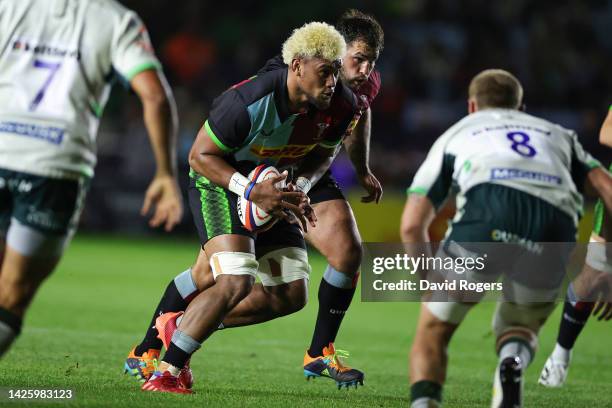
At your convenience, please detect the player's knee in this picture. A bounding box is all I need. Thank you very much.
[327,238,362,275]
[216,275,254,307]
[275,290,308,315]
[191,260,214,291]
[492,301,554,353]
[209,251,258,307]
[424,316,455,345]
[573,264,606,299]
[0,281,33,316]
[411,320,450,362]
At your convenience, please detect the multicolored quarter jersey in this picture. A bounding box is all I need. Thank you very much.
[409,108,601,225]
[0,0,161,179]
[355,69,381,112]
[204,58,360,170]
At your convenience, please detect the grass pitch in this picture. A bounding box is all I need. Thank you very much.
[1,235,611,407]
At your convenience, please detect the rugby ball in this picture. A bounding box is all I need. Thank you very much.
[237,165,285,232]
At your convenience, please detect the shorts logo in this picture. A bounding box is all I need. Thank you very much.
[26,206,68,231]
[491,229,543,255]
[250,144,316,159]
[490,167,561,185]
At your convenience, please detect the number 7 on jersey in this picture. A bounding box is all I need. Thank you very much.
[29,59,62,111]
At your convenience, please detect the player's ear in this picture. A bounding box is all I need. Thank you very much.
[291,58,301,76]
[468,98,477,114]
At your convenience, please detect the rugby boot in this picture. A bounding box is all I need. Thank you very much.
[303,342,364,389]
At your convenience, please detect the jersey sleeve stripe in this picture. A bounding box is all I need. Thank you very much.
[588,159,602,169]
[318,138,342,149]
[406,187,428,196]
[205,120,234,152]
[124,61,162,81]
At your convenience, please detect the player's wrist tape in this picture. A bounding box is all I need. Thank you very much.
[295,176,312,194]
[244,182,256,200]
[229,172,251,197]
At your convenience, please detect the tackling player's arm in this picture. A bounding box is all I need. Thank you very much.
[400,194,436,244]
[584,166,612,321]
[131,70,183,231]
[400,132,453,246]
[599,106,612,148]
[293,145,337,191]
[571,131,612,212]
[400,193,437,276]
[343,107,383,203]
[290,144,339,226]
[588,167,612,217]
[111,12,184,231]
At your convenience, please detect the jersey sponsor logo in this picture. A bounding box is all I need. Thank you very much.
[472,124,551,136]
[249,144,316,159]
[490,167,561,185]
[12,38,80,60]
[0,121,64,145]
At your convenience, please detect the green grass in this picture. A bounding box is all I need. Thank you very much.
[1,235,611,407]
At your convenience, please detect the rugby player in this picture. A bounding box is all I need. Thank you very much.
[0,0,182,358]
[127,11,383,390]
[400,69,612,407]
[538,107,612,387]
[139,22,352,394]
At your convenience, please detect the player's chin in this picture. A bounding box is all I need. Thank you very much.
[314,96,332,110]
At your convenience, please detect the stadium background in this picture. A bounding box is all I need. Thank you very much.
[87,0,612,241]
[3,1,612,407]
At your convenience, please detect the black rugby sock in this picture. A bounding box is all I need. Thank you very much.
[308,277,355,357]
[135,269,198,356]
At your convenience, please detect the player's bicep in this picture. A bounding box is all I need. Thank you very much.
[189,125,227,167]
[129,69,168,103]
[205,90,251,152]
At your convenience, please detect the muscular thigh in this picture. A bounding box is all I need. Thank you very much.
[305,199,361,262]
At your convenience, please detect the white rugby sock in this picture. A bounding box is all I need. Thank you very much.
[411,397,441,408]
[499,340,532,367]
[551,343,571,363]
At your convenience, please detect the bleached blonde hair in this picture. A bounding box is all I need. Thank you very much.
[282,22,346,65]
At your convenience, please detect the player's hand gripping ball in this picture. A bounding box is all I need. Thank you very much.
[237,165,286,232]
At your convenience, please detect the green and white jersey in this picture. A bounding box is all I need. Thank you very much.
[409,108,601,224]
[0,0,161,179]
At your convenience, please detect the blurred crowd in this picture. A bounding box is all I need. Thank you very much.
[84,0,612,232]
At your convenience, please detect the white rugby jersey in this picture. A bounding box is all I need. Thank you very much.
[0,0,161,179]
[409,108,601,223]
